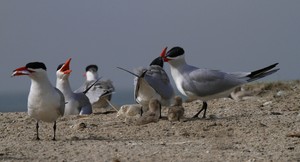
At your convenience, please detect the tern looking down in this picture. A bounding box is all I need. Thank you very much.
[118,47,175,111]
[161,46,279,118]
[12,62,65,140]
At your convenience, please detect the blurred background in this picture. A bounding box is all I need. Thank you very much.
[1,1,299,112]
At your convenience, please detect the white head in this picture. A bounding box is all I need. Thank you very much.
[85,65,99,81]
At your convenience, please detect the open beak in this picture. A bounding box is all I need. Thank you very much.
[60,58,72,74]
[160,47,169,62]
[11,66,32,77]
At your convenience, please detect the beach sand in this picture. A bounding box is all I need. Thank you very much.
[1,81,300,161]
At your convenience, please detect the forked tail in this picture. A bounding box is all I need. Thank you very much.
[246,63,279,82]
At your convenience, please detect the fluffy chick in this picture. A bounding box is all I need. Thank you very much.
[167,96,185,122]
[136,99,161,125]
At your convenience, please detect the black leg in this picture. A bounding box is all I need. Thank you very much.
[202,102,208,118]
[36,121,40,140]
[52,121,56,141]
[159,103,162,119]
[192,102,208,118]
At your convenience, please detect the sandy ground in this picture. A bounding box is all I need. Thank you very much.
[1,80,300,162]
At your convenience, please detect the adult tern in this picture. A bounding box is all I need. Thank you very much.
[56,58,93,115]
[12,62,65,140]
[75,65,115,109]
[161,46,279,118]
[117,47,175,110]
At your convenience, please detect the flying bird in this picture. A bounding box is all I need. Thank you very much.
[12,62,65,140]
[161,46,279,118]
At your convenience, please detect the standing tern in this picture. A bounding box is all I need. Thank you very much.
[117,47,175,111]
[161,46,279,118]
[56,58,93,115]
[12,62,65,140]
[75,65,115,109]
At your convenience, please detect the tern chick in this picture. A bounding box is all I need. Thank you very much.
[136,99,161,125]
[167,96,185,122]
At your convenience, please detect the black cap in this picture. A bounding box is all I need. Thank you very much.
[85,65,98,72]
[150,57,164,68]
[166,47,185,58]
[26,62,47,71]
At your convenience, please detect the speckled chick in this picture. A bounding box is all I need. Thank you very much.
[136,99,161,125]
[168,96,185,121]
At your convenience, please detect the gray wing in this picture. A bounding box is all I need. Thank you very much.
[54,88,65,116]
[228,72,251,79]
[183,68,246,97]
[144,65,174,99]
[74,81,91,93]
[85,79,115,104]
[74,93,93,114]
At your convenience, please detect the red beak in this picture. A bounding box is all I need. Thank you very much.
[160,47,169,62]
[60,58,72,74]
[11,66,32,77]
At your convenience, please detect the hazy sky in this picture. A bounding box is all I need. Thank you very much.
[1,0,299,94]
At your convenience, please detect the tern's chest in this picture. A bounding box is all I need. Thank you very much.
[28,90,60,109]
[170,68,187,96]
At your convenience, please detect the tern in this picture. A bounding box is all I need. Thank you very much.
[117,47,175,111]
[161,46,279,118]
[56,58,93,115]
[75,65,115,109]
[12,62,65,140]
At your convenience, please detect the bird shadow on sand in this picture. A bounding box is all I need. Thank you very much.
[181,114,241,122]
[93,110,117,115]
[66,135,108,141]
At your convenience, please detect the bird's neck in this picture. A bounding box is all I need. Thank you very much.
[169,58,187,76]
[56,78,73,97]
[30,76,54,95]
[168,57,187,68]
[86,73,98,81]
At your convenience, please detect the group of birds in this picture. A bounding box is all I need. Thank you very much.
[11,46,279,140]
[12,58,114,140]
